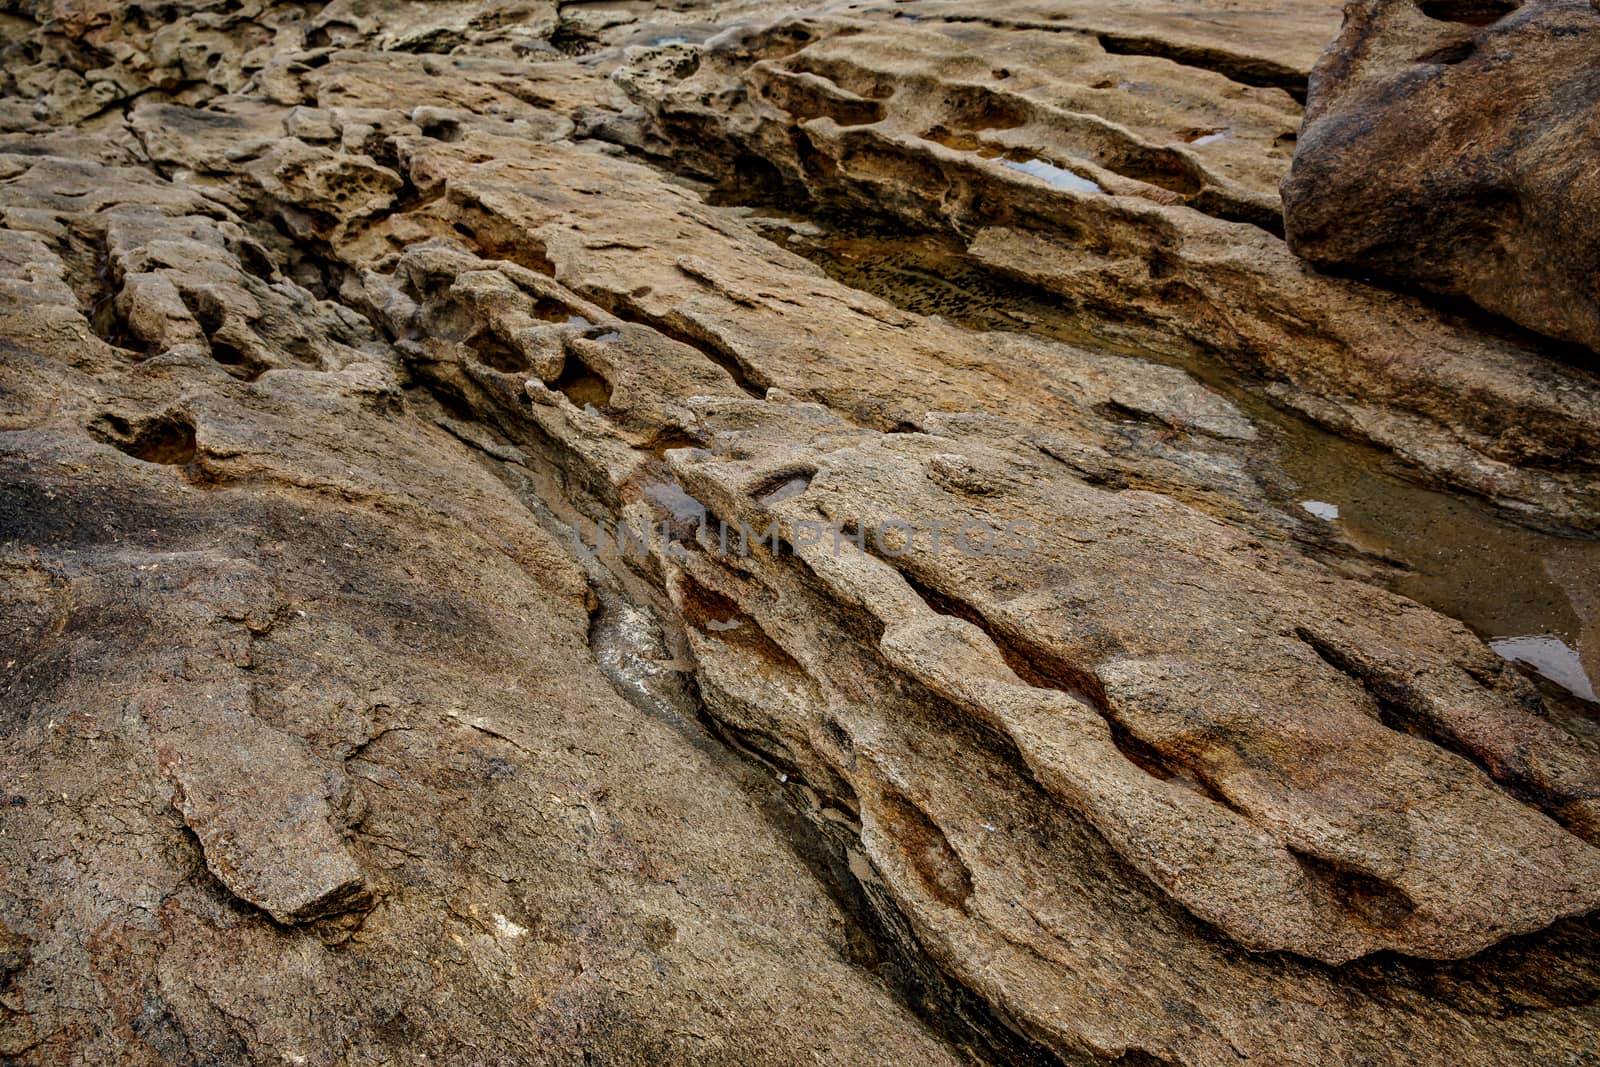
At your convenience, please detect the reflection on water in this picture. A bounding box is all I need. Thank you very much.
[1278,417,1597,709]
[760,475,812,506]
[643,480,708,524]
[921,128,1105,194]
[1000,157,1103,194]
[1300,500,1339,522]
[770,226,1599,706]
[1490,636,1597,703]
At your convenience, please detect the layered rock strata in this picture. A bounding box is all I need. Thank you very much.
[0,2,1597,1064]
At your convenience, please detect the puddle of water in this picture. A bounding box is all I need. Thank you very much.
[1000,157,1104,194]
[643,480,707,524]
[760,475,812,506]
[771,226,1600,707]
[1280,422,1598,699]
[921,128,1105,194]
[1490,636,1597,703]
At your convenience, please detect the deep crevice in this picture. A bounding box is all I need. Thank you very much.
[1095,33,1309,103]
[595,291,768,400]
[452,406,1074,1066]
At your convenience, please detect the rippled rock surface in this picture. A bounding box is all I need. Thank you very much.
[0,1,1597,1064]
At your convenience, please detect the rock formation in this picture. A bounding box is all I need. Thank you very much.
[607,0,1600,533]
[1283,0,1600,356]
[0,1,1597,1064]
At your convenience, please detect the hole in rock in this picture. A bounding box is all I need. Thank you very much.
[1097,33,1309,102]
[641,427,704,458]
[615,303,767,399]
[678,575,747,633]
[898,570,1110,708]
[934,86,1029,131]
[1417,0,1521,24]
[92,413,198,466]
[876,789,973,909]
[444,201,560,276]
[236,239,278,281]
[922,126,1004,156]
[1292,849,1417,929]
[466,330,529,374]
[548,21,599,56]
[713,154,791,206]
[783,54,896,101]
[674,574,808,670]
[753,469,814,506]
[1416,40,1476,64]
[760,73,884,126]
[419,116,465,142]
[1104,149,1203,195]
[208,338,267,381]
[554,354,612,411]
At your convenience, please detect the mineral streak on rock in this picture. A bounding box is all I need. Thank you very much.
[0,1,1597,1065]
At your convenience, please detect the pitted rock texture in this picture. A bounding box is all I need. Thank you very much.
[0,2,1598,1066]
[606,0,1600,533]
[1283,0,1600,355]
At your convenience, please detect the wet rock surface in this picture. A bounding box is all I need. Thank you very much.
[0,1,1597,1065]
[1283,0,1600,355]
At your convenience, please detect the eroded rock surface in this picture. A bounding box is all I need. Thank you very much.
[606,0,1600,533]
[1284,0,1600,355]
[0,1,1597,1065]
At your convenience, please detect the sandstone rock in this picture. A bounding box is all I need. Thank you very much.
[0,1,1597,1064]
[0,81,961,1062]
[1284,0,1600,354]
[612,3,1600,532]
[145,699,371,925]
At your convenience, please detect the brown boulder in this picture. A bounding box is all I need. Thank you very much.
[1283,0,1600,354]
